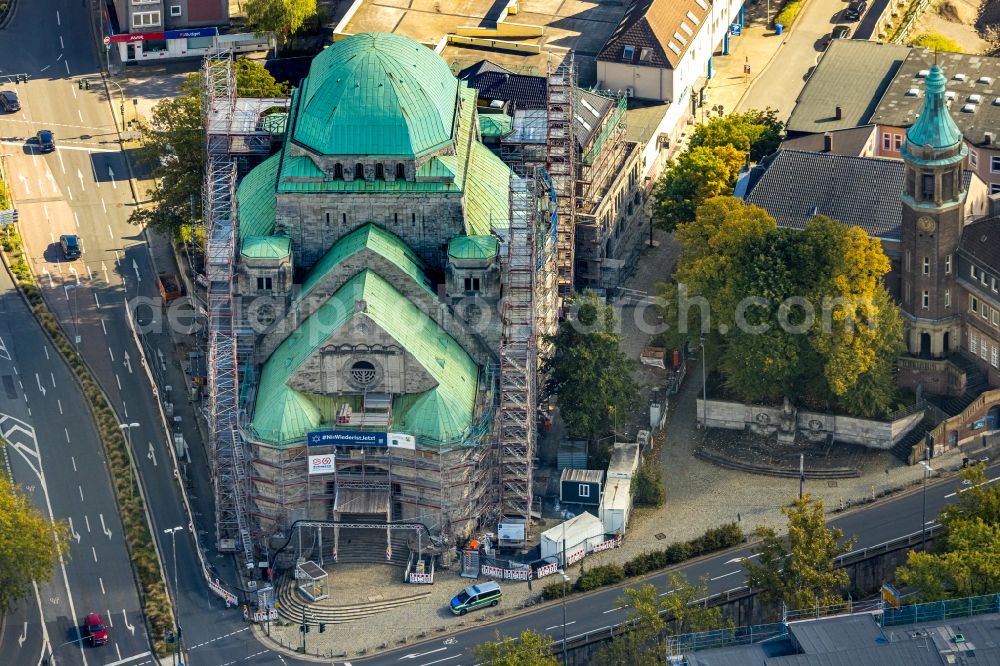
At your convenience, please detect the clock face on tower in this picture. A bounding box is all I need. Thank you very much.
[917,216,936,233]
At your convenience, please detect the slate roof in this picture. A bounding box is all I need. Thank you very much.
[788,615,885,654]
[597,0,712,70]
[785,40,909,135]
[959,214,1000,270]
[871,48,1000,147]
[250,269,480,447]
[778,125,876,156]
[744,149,909,241]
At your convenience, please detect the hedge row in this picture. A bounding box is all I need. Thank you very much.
[1,229,173,656]
[541,522,744,600]
[775,0,803,28]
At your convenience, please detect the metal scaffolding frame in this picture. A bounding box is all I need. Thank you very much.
[498,173,538,538]
[203,50,254,569]
[547,54,576,295]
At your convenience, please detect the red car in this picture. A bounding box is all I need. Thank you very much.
[84,612,108,645]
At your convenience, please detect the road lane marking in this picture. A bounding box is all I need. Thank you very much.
[101,319,107,335]
[70,455,76,470]
[66,184,73,201]
[102,651,152,666]
[603,606,625,613]
[56,9,60,24]
[84,515,90,533]
[60,35,64,49]
[43,345,49,360]
[400,648,447,660]
[35,373,46,396]
[107,610,113,627]
[116,643,122,662]
[101,197,107,213]
[67,517,81,543]
[50,372,55,387]
[70,79,76,97]
[945,476,1000,497]
[78,109,83,123]
[18,621,27,647]
[418,658,459,666]
[545,621,576,630]
[710,571,741,581]
[108,347,115,362]
[40,64,50,72]
[108,224,114,239]
[122,610,135,635]
[65,60,70,75]
[94,292,101,307]
[147,442,157,467]
[91,546,97,562]
[100,513,112,539]
[77,168,85,191]
[0,140,116,153]
[99,577,105,594]
[116,374,121,390]
[87,265,93,280]
[74,211,80,228]
[108,166,117,189]
[57,399,63,414]
[78,485,84,501]
[123,401,128,418]
[66,429,71,443]
[57,148,66,174]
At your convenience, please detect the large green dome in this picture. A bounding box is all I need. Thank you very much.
[291,32,459,158]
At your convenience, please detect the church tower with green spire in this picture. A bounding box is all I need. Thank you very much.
[900,63,968,359]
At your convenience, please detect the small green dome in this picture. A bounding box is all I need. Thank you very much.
[905,64,964,152]
[291,32,459,157]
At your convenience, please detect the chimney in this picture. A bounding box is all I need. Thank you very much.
[985,131,994,146]
[823,132,833,153]
[834,105,842,120]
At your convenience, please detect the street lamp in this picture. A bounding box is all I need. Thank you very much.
[920,453,934,549]
[699,335,707,428]
[118,422,140,498]
[106,79,127,133]
[557,569,571,666]
[164,525,184,666]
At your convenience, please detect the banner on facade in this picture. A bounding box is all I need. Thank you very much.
[307,430,414,449]
[110,31,164,43]
[307,454,335,475]
[388,433,416,450]
[164,27,218,39]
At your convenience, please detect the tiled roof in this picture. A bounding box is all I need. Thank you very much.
[291,32,458,157]
[744,149,908,240]
[785,40,909,135]
[778,125,876,156]
[250,269,480,447]
[872,48,1000,147]
[959,215,1000,271]
[597,0,711,70]
[299,223,434,300]
[236,152,280,238]
[744,149,976,241]
[240,235,291,260]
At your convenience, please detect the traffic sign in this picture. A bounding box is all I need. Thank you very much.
[103,36,111,45]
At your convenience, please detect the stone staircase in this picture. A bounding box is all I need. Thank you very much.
[274,572,430,624]
[931,354,989,417]
[332,528,411,567]
[890,415,936,463]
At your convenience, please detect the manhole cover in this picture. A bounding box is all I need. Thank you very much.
[828,480,838,487]
[654,533,666,541]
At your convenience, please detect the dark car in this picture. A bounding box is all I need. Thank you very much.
[36,129,55,153]
[831,25,852,39]
[60,234,81,260]
[84,612,108,645]
[0,90,20,112]
[845,0,867,20]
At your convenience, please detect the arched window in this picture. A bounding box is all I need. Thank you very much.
[375,163,384,180]
[333,163,343,179]
[355,163,364,180]
[395,163,405,180]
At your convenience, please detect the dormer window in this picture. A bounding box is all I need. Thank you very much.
[639,47,652,61]
[355,163,364,180]
[622,45,635,60]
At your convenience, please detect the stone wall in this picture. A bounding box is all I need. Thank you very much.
[274,191,467,272]
[897,356,966,397]
[918,388,1000,462]
[697,398,924,449]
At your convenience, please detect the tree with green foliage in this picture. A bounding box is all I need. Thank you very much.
[652,145,745,231]
[543,291,639,444]
[909,32,964,53]
[0,474,71,612]
[129,59,287,239]
[743,496,854,612]
[690,108,784,162]
[596,576,728,664]
[896,465,1000,600]
[473,629,559,666]
[244,0,317,43]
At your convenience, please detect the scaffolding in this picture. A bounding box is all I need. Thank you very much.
[203,50,254,569]
[498,173,539,542]
[547,54,576,294]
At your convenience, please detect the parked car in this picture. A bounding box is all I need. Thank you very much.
[0,90,20,112]
[84,612,108,645]
[450,581,501,615]
[36,129,55,153]
[831,25,852,39]
[845,0,867,20]
[60,234,81,260]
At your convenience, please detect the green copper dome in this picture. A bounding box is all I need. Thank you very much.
[291,32,459,158]
[905,64,964,151]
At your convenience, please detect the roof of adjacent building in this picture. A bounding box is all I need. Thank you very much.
[778,125,876,156]
[240,234,291,260]
[290,32,459,158]
[785,40,910,135]
[478,113,514,138]
[299,223,434,299]
[744,149,907,241]
[872,48,1000,147]
[274,85,511,236]
[250,269,480,447]
[456,59,614,147]
[597,0,712,70]
[959,214,1000,269]
[560,468,605,484]
[904,64,965,152]
[448,235,499,261]
[236,152,280,239]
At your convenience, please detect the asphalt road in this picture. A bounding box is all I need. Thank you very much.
[0,1,271,664]
[0,259,151,666]
[343,463,1000,666]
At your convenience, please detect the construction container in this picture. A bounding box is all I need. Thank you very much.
[599,477,632,535]
[540,513,606,564]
